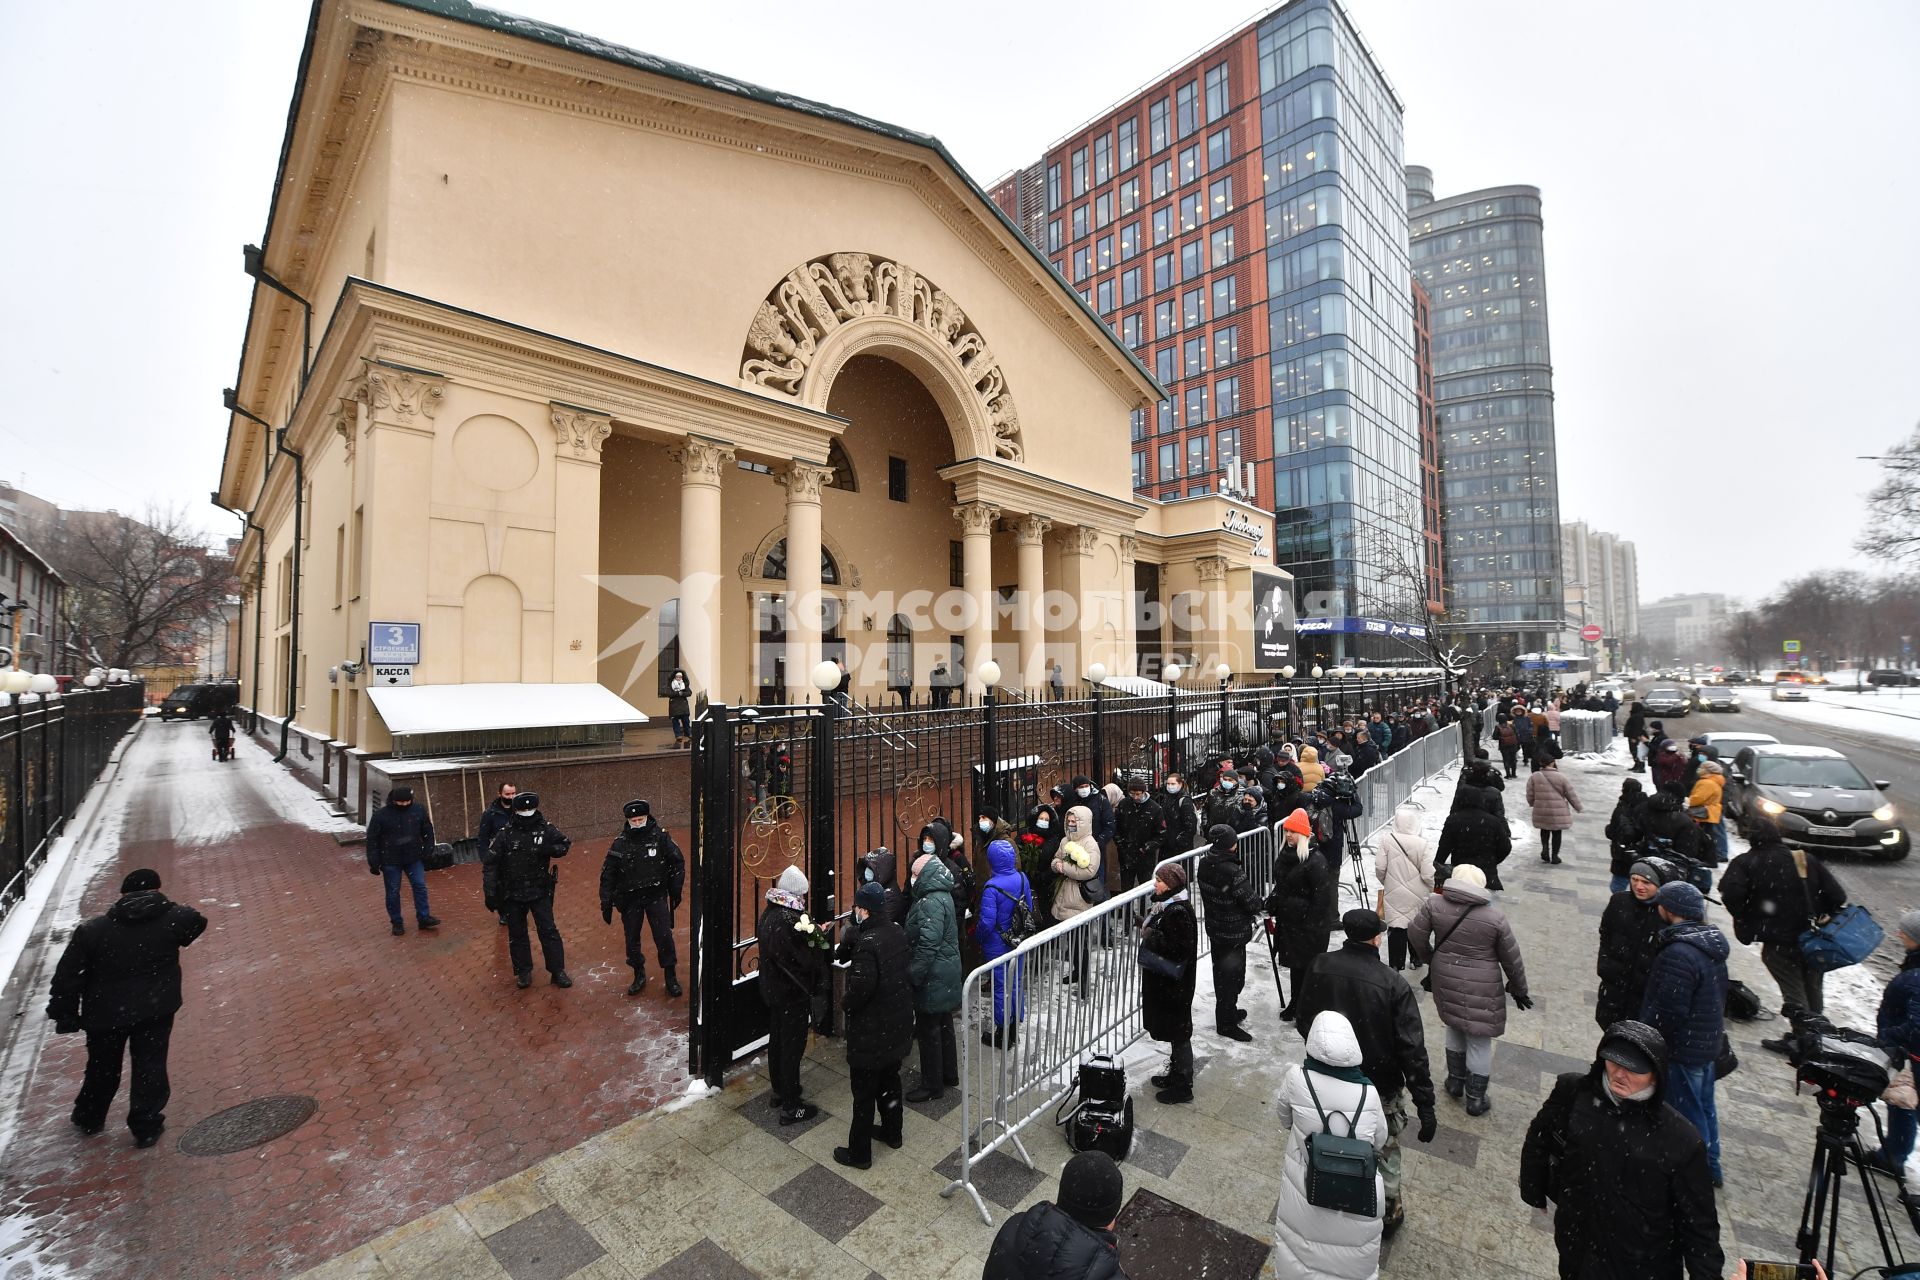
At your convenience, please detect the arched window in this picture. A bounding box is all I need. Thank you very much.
[826,439,856,492]
[886,614,912,692]
[760,539,840,585]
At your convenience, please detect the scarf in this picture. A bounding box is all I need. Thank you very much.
[1142,887,1188,933]
[1602,1073,1656,1106]
[766,887,805,912]
[1303,1056,1369,1085]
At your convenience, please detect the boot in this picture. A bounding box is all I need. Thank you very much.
[515,971,533,989]
[627,971,649,996]
[1444,1050,1467,1100]
[1217,1022,1253,1043]
[1155,1075,1194,1105]
[551,971,574,988]
[1550,850,1562,864]
[1464,1074,1492,1117]
[1150,1073,1174,1089]
[664,968,683,998]
[1382,1197,1404,1239]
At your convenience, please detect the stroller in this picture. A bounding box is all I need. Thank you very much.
[209,713,236,763]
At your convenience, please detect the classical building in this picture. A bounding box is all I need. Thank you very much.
[213,0,1277,757]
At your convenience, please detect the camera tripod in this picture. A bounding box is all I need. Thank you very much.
[1795,1096,1916,1276]
[1336,815,1369,911]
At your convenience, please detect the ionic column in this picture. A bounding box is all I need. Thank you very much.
[1014,515,1051,693]
[952,500,1000,697]
[782,462,835,702]
[1058,524,1101,684]
[1118,535,1140,677]
[669,438,735,698]
[1196,555,1230,670]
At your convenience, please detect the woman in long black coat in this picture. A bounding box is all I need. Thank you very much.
[1139,860,1198,1105]
[1594,865,1667,1030]
[1266,816,1333,1020]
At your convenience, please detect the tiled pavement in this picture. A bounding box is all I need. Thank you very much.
[0,721,692,1278]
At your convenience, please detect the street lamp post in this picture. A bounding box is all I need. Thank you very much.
[807,659,841,964]
[1088,662,1108,787]
[978,659,1002,819]
[1163,663,1183,780]
[1215,662,1232,759]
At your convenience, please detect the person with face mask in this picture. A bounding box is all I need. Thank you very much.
[903,851,962,1101]
[1202,765,1244,832]
[1267,809,1333,1021]
[1018,802,1063,919]
[834,881,914,1170]
[1155,773,1199,864]
[598,799,684,996]
[1070,775,1116,854]
[476,781,519,925]
[482,792,573,989]
[666,667,694,750]
[756,866,823,1123]
[848,847,907,929]
[1052,806,1102,996]
[1115,779,1165,890]
[975,804,1013,856]
[1140,861,1199,1103]
[975,838,1032,1048]
[366,786,439,936]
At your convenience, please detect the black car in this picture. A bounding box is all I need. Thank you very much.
[1869,669,1917,688]
[1726,744,1907,860]
[1723,671,1750,685]
[1641,685,1692,716]
[1696,687,1741,713]
[159,681,240,721]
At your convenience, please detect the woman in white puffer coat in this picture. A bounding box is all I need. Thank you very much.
[1373,805,1435,973]
[1274,1009,1388,1279]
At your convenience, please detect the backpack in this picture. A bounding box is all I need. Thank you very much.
[990,879,1038,950]
[1302,1071,1378,1217]
[1725,979,1764,1021]
[1497,722,1518,747]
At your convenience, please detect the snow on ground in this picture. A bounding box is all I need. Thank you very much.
[198,730,363,839]
[1731,686,1920,747]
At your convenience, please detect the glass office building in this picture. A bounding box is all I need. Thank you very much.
[992,0,1428,663]
[1407,168,1566,657]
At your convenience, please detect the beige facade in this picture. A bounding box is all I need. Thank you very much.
[215,0,1278,752]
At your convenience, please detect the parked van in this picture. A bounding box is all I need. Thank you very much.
[159,681,240,721]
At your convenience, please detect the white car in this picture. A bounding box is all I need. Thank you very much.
[1772,677,1810,702]
[1698,731,1778,762]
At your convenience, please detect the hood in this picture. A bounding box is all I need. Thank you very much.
[986,837,1018,876]
[1441,880,1491,907]
[1391,806,1423,837]
[1065,805,1094,841]
[1596,1019,1671,1099]
[911,854,956,899]
[1647,791,1682,815]
[1300,746,1319,763]
[1475,789,1503,816]
[109,890,174,924]
[860,847,898,890]
[1026,803,1060,830]
[1662,919,1730,961]
[1304,1009,1363,1067]
[917,819,954,857]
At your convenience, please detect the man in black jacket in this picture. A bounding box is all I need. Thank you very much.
[1720,813,1847,1040]
[1435,787,1512,891]
[756,865,823,1124]
[983,1151,1127,1280]
[1069,775,1116,853]
[599,799,684,997]
[476,781,517,925]
[834,881,915,1170]
[1113,778,1164,890]
[365,786,440,936]
[1196,825,1263,1042]
[46,869,208,1147]
[483,792,572,988]
[1290,909,1438,1235]
[1520,1021,1722,1279]
[1594,860,1668,1029]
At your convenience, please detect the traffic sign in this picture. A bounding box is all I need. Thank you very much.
[371,665,414,687]
[1580,624,1603,643]
[370,622,421,665]
[1783,640,1801,654]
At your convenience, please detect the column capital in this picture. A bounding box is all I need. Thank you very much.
[1013,514,1053,547]
[1118,534,1139,563]
[780,461,836,504]
[951,500,1000,537]
[1068,524,1100,557]
[670,438,736,487]
[1195,554,1229,583]
[550,403,613,462]
[356,362,445,428]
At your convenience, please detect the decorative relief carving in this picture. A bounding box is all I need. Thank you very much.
[741,253,1025,462]
[331,405,356,462]
[1013,514,1052,547]
[1070,525,1101,556]
[779,462,835,504]
[671,438,735,486]
[951,501,1000,538]
[1119,535,1139,563]
[550,405,612,459]
[360,365,444,423]
[1195,555,1229,583]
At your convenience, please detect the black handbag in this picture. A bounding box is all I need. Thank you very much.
[1302,1071,1377,1217]
[1715,1032,1738,1081]
[1055,1054,1134,1160]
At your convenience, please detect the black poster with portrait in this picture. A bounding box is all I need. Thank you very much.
[1251,570,1294,671]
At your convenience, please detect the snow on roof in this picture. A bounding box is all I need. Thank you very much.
[1097,674,1173,697]
[367,683,648,736]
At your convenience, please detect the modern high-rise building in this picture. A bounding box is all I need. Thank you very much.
[1639,593,1729,665]
[1407,166,1566,659]
[1560,520,1638,666]
[993,0,1429,662]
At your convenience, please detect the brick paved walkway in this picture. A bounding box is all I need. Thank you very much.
[0,720,690,1279]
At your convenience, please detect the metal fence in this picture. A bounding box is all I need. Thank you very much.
[0,683,148,925]
[940,729,1465,1222]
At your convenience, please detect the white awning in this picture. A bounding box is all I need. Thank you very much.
[367,683,648,736]
[1097,675,1173,697]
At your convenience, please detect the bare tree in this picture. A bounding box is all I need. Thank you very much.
[1719,607,1769,672]
[1342,498,1491,689]
[27,504,235,670]
[1860,421,1920,564]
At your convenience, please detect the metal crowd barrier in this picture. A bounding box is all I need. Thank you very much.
[1559,709,1614,755]
[939,732,1463,1222]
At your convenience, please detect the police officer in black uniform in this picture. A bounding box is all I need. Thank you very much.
[600,799,685,997]
[483,792,573,989]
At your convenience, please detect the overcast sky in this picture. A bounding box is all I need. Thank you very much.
[3,0,1914,604]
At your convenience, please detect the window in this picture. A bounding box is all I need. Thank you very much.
[1179,190,1205,230]
[1186,433,1210,476]
[1157,398,1175,432]
[1180,240,1203,279]
[1211,275,1237,315]
[1097,279,1114,313]
[1208,175,1234,217]
[1265,184,1340,244]
[888,455,908,502]
[1121,313,1144,348]
[333,524,345,607]
[1152,207,1173,246]
[1093,133,1111,185]
[1130,407,1147,442]
[1176,80,1199,138]
[1155,348,1176,383]
[1118,117,1138,168]
[1153,252,1176,291]
[1150,157,1173,198]
[1183,334,1208,376]
[1118,176,1141,215]
[1132,451,1148,489]
[887,615,913,692]
[1181,287,1207,328]
[1179,144,1201,186]
[1154,299,1176,337]
[656,599,681,696]
[1261,131,1337,197]
[1072,204,1088,239]
[1158,441,1180,480]
[1072,247,1091,282]
[1119,222,1140,260]
[1046,163,1062,211]
[1149,98,1169,152]
[1095,192,1113,229]
[1096,234,1113,270]
[1121,267,1142,305]
[1208,127,1232,170]
[349,506,364,600]
[1047,219,1062,252]
[1217,426,1242,471]
[1216,377,1242,418]
[1205,62,1230,122]
[1210,225,1235,268]
[950,540,965,588]
[1213,324,1240,366]
[1071,145,1088,196]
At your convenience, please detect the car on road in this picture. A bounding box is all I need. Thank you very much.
[1723,671,1751,685]
[1642,685,1693,715]
[1870,669,1918,688]
[1725,744,1907,860]
[1772,672,1811,702]
[158,681,240,721]
[1696,686,1742,712]
[1698,731,1778,762]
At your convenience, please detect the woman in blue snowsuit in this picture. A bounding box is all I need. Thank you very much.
[974,838,1033,1049]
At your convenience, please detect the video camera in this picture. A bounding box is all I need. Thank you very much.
[1786,1011,1898,1111]
[1318,752,1360,806]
